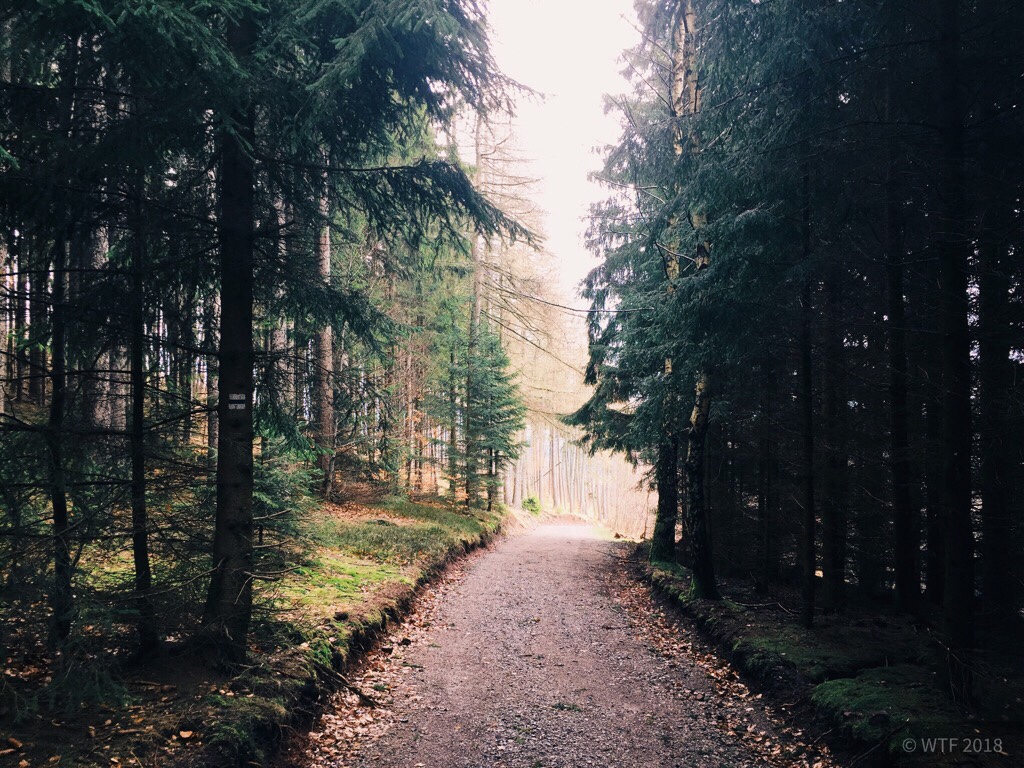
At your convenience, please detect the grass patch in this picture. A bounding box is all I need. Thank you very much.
[281,552,408,611]
[308,499,499,565]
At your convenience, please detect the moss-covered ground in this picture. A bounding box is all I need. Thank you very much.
[646,558,1024,767]
[0,495,503,767]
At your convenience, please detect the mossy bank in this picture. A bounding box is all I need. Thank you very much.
[642,558,1022,768]
[0,497,504,768]
[187,497,504,767]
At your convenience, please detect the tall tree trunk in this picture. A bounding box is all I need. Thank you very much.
[650,437,679,562]
[756,357,777,593]
[130,178,158,655]
[821,274,847,612]
[464,119,486,507]
[978,239,1014,618]
[202,12,257,666]
[685,374,719,598]
[47,235,72,647]
[46,36,82,647]
[798,167,817,629]
[886,125,918,613]
[315,185,335,497]
[448,344,459,503]
[14,232,27,403]
[28,239,48,406]
[922,272,945,604]
[671,0,720,600]
[83,225,111,429]
[936,0,974,703]
[0,233,9,414]
[204,294,219,465]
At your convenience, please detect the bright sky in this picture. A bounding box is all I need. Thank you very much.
[485,0,639,300]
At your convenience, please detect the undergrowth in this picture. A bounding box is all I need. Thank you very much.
[0,493,504,767]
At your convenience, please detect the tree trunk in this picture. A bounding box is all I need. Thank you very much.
[448,345,459,502]
[922,272,945,605]
[47,236,72,647]
[201,12,257,666]
[315,186,335,497]
[28,239,48,406]
[756,357,778,593]
[821,274,847,612]
[798,167,817,629]
[0,234,8,414]
[650,437,679,562]
[83,225,111,429]
[685,374,720,599]
[204,294,219,464]
[14,232,27,403]
[936,0,974,703]
[886,129,918,613]
[978,239,1014,618]
[130,183,158,655]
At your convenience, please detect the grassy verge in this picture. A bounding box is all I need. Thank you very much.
[0,496,503,767]
[644,557,1023,767]
[190,497,503,766]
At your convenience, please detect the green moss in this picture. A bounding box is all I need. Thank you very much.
[383,496,501,532]
[733,632,844,682]
[281,552,408,612]
[319,520,460,562]
[812,665,960,748]
[204,693,289,763]
[304,499,497,565]
[732,621,931,683]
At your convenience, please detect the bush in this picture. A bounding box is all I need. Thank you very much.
[522,496,541,515]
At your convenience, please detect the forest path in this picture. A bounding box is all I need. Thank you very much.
[292,522,814,768]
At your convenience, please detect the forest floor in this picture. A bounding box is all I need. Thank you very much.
[0,493,503,768]
[645,564,1024,767]
[281,521,840,768]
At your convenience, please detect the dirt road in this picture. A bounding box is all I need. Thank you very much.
[294,522,836,768]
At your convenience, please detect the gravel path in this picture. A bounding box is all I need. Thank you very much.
[293,522,838,768]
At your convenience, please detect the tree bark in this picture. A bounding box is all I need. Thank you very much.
[130,180,158,655]
[28,238,48,406]
[798,288,817,628]
[978,239,1015,618]
[650,437,679,562]
[756,357,778,593]
[201,12,257,666]
[821,274,847,612]
[315,184,335,497]
[936,0,974,703]
[47,236,72,647]
[685,373,719,599]
[922,272,945,605]
[204,294,219,465]
[885,128,918,613]
[798,167,816,629]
